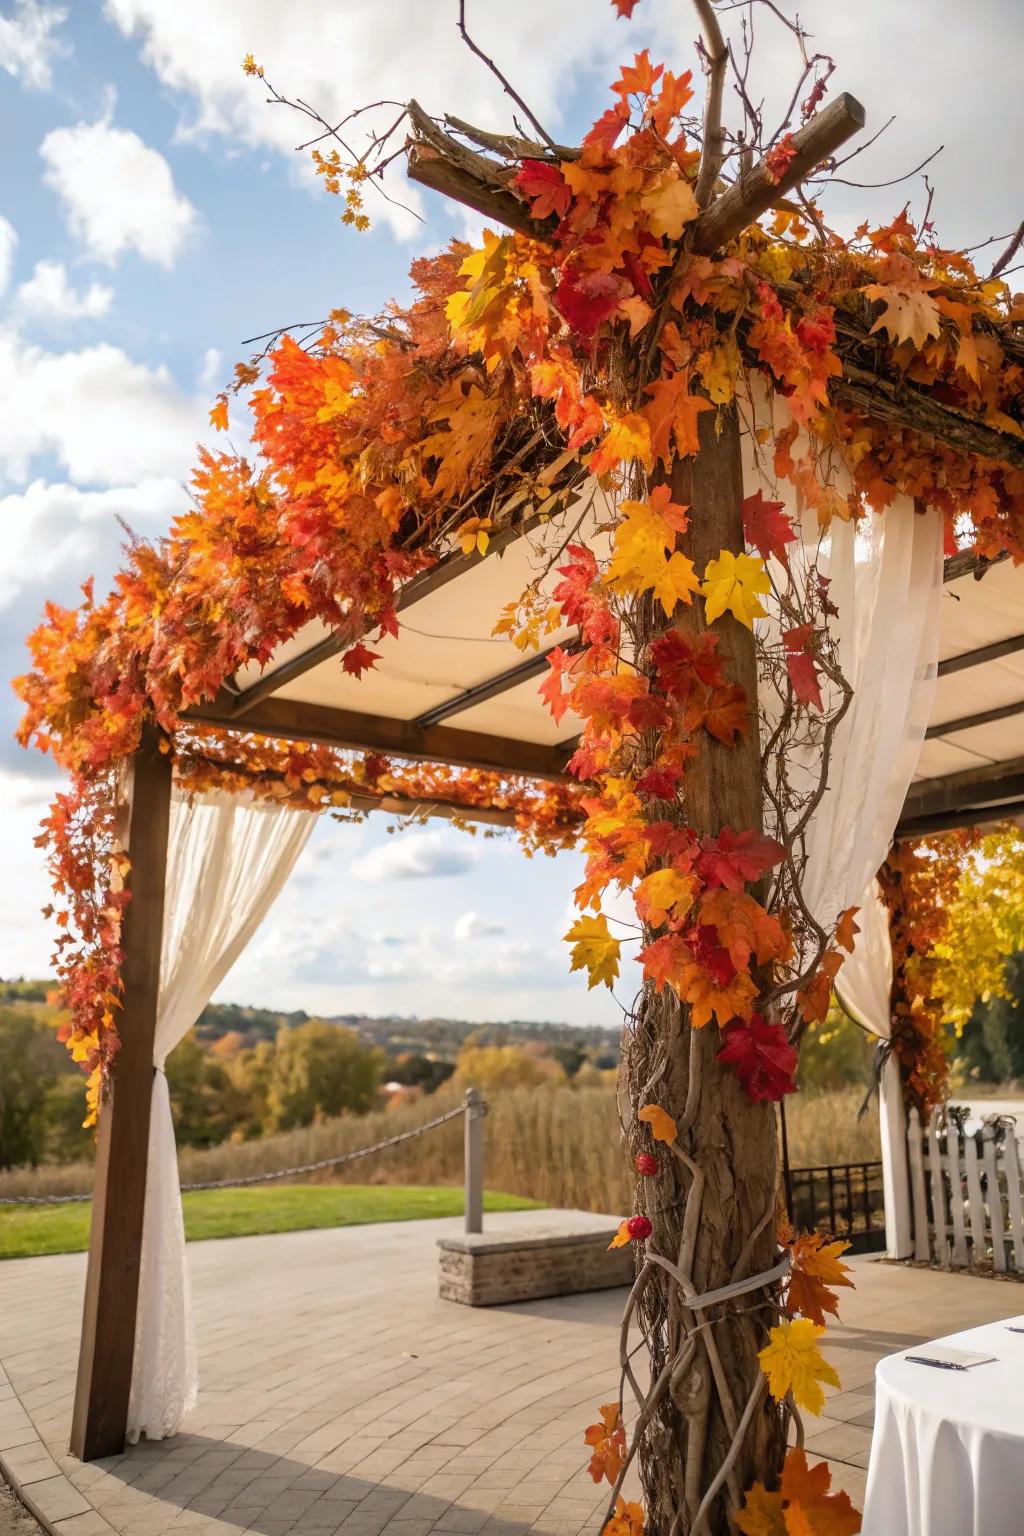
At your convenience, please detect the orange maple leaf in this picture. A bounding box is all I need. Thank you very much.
[641,374,713,463]
[699,889,792,970]
[583,1402,626,1485]
[785,1232,854,1327]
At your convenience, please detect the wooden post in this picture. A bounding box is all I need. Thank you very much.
[464,1086,485,1234]
[70,724,172,1462]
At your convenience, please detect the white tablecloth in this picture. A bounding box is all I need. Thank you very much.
[862,1314,1024,1536]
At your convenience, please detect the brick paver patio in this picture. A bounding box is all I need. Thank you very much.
[1,1211,1021,1536]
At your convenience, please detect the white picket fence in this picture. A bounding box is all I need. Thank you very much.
[907,1105,1024,1271]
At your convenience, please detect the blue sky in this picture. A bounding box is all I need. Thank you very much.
[0,0,1020,1025]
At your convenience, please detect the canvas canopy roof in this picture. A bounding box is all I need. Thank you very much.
[183,472,1024,842]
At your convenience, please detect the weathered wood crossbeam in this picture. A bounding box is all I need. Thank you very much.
[406,94,1024,474]
[896,796,1024,841]
[899,753,1024,827]
[406,94,866,253]
[183,691,572,782]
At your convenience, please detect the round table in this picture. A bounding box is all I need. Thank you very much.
[862,1315,1024,1536]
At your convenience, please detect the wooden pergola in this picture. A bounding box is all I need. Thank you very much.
[71,476,1024,1463]
[63,80,1024,1501]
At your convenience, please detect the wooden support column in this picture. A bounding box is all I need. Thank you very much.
[70,724,173,1462]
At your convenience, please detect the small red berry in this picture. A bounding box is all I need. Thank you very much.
[626,1214,652,1242]
[635,1152,658,1176]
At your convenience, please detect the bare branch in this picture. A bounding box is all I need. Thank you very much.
[693,0,730,208]
[991,219,1024,279]
[456,0,556,149]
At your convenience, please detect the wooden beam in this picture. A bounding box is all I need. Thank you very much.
[942,548,1011,584]
[689,94,866,255]
[925,696,1024,741]
[899,753,1024,823]
[414,639,576,729]
[405,99,551,241]
[938,630,1024,678]
[183,692,572,781]
[896,797,1024,841]
[71,724,172,1461]
[836,370,1024,474]
[231,504,557,717]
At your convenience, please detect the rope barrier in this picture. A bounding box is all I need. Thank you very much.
[0,1101,470,1206]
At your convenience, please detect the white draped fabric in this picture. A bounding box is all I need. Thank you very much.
[836,883,914,1256]
[126,792,315,1443]
[745,407,946,1256]
[799,503,944,1258]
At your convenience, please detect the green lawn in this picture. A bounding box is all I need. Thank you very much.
[0,1184,544,1260]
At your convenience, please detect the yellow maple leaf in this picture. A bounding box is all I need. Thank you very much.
[565,913,621,990]
[590,412,653,478]
[608,1220,632,1250]
[865,282,942,351]
[208,397,229,432]
[733,1482,787,1536]
[701,550,770,629]
[757,1318,841,1415]
[635,866,699,928]
[638,1103,677,1144]
[641,169,699,239]
[456,517,492,557]
[605,494,699,616]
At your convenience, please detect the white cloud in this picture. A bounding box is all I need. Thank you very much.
[198,346,221,392]
[0,327,206,486]
[40,108,197,268]
[0,0,67,91]
[454,910,505,941]
[351,829,477,882]
[0,477,183,607]
[0,217,17,296]
[13,260,113,322]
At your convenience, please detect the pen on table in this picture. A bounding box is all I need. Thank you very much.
[905,1356,968,1371]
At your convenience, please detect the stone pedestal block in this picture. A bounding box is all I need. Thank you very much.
[438,1210,632,1306]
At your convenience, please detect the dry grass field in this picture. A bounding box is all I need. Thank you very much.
[0,1083,880,1212]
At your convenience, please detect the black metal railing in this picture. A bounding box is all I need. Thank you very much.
[785,1160,886,1253]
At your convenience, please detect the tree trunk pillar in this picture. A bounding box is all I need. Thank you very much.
[626,408,786,1534]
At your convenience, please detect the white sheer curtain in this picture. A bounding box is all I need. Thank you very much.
[835,883,912,1255]
[797,503,944,1258]
[127,791,315,1442]
[745,407,945,1257]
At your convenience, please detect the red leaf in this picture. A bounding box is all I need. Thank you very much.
[583,103,631,152]
[646,822,699,866]
[612,0,640,15]
[635,764,682,800]
[513,159,572,221]
[627,692,673,733]
[697,827,786,891]
[716,1014,797,1102]
[555,270,624,337]
[342,642,381,678]
[554,544,599,626]
[650,629,724,699]
[784,625,823,710]
[539,645,576,724]
[742,489,797,568]
[689,924,736,987]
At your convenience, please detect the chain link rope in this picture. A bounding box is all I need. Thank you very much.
[0,1100,470,1206]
